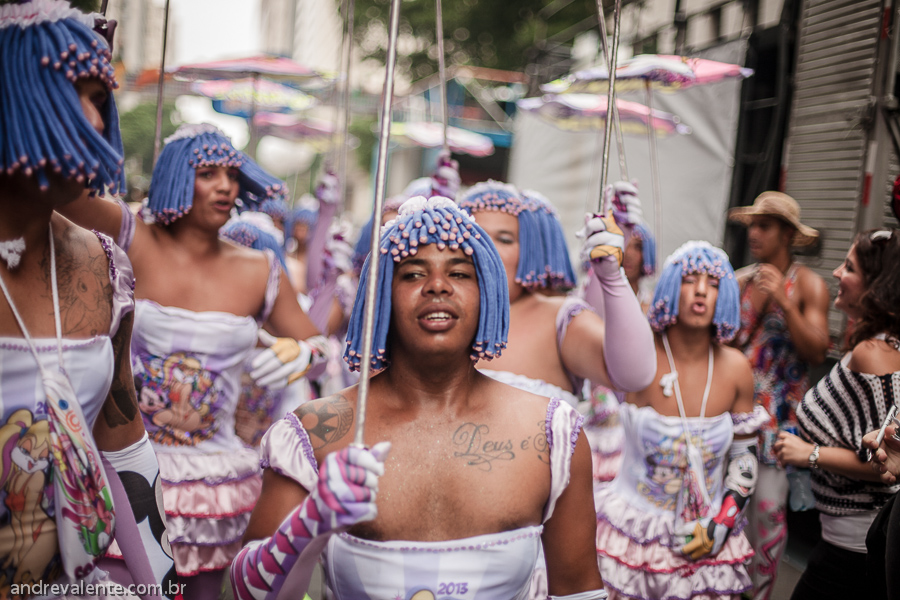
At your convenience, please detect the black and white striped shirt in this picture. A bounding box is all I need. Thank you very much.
[797,352,900,516]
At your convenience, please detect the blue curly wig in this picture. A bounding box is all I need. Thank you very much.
[344,196,509,371]
[0,0,125,195]
[147,123,288,225]
[457,180,554,290]
[647,241,739,343]
[520,189,576,290]
[632,222,657,277]
[220,219,288,273]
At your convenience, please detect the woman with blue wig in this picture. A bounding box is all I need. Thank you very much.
[59,122,320,597]
[232,196,608,599]
[595,241,769,600]
[0,1,177,597]
[457,181,656,408]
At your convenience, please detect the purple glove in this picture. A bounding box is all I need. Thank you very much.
[577,213,656,392]
[231,442,391,600]
[431,151,461,199]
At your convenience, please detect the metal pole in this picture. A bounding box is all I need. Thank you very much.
[645,80,663,266]
[152,0,171,166]
[354,0,402,447]
[336,0,355,208]
[435,0,450,154]
[598,0,622,212]
[595,0,628,181]
[247,72,260,159]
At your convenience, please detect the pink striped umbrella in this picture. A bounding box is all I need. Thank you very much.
[517,94,691,136]
[542,54,753,95]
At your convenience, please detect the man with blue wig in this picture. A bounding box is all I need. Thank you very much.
[231,196,609,600]
[0,0,177,597]
[595,241,769,600]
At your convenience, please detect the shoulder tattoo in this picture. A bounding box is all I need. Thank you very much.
[296,394,354,450]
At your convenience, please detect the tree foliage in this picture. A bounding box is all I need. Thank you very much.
[352,0,596,78]
[119,101,178,178]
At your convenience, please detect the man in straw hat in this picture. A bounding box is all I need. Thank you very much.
[727,191,830,600]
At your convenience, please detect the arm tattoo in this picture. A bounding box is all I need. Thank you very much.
[296,395,354,450]
[452,423,515,471]
[101,311,139,428]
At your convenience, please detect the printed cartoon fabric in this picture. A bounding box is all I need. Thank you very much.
[0,233,134,594]
[594,404,754,600]
[129,298,266,576]
[734,267,809,465]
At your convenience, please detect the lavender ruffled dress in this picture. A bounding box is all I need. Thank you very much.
[595,403,768,600]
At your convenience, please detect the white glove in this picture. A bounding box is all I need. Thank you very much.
[606,181,643,227]
[315,171,341,205]
[250,330,318,390]
[577,211,625,277]
[431,151,461,199]
[325,222,355,276]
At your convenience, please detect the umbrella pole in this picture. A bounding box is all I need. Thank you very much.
[645,80,663,266]
[152,0,171,167]
[435,0,450,155]
[598,0,623,213]
[595,0,628,181]
[354,0,402,447]
[336,0,355,207]
[248,72,260,159]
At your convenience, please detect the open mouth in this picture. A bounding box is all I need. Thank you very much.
[418,307,458,331]
[690,302,707,315]
[422,311,452,321]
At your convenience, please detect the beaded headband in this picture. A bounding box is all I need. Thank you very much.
[457,180,551,289]
[344,196,509,371]
[147,123,287,225]
[0,0,125,194]
[647,240,739,342]
[520,189,576,291]
[352,179,432,273]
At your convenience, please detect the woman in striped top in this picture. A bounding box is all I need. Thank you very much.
[774,228,900,600]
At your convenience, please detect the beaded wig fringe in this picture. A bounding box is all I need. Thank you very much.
[647,240,740,343]
[147,123,287,225]
[457,180,550,290]
[520,189,577,291]
[344,196,509,372]
[0,0,125,194]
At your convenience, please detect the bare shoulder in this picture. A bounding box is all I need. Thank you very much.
[220,238,271,268]
[848,338,900,376]
[734,264,757,283]
[480,375,559,433]
[795,264,828,295]
[717,343,752,372]
[52,214,115,336]
[294,390,358,456]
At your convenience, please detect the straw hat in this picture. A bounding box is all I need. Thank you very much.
[728,191,819,246]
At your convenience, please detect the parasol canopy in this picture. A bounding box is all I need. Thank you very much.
[192,78,317,116]
[542,54,754,95]
[517,94,691,136]
[170,55,332,90]
[390,121,494,157]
